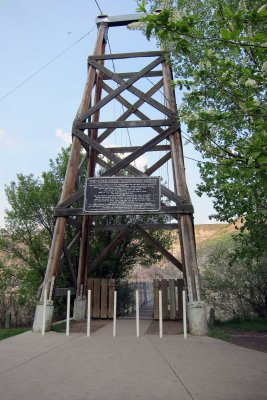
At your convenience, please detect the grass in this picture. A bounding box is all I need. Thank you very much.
[209,317,267,341]
[51,320,74,333]
[198,231,233,252]
[208,325,229,340]
[0,327,31,341]
[215,317,267,332]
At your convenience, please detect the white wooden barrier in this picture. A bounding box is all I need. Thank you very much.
[136,290,139,338]
[159,289,163,339]
[183,290,187,339]
[113,291,117,337]
[87,289,91,337]
[66,290,71,336]
[41,287,47,336]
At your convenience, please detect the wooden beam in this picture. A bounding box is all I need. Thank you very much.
[137,226,183,272]
[39,24,108,301]
[98,79,164,143]
[78,119,173,129]
[162,61,200,302]
[62,244,77,287]
[70,129,189,206]
[107,145,170,153]
[88,51,163,60]
[91,223,179,232]
[89,227,130,272]
[54,205,193,217]
[77,54,107,297]
[82,56,165,120]
[60,232,81,262]
[103,70,162,80]
[88,60,174,119]
[57,187,84,208]
[145,152,172,176]
[102,125,178,177]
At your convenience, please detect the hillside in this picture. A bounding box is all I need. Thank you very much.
[130,223,235,280]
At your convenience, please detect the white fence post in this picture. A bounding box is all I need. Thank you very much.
[113,291,117,337]
[66,290,71,336]
[87,289,91,337]
[42,287,47,336]
[136,290,140,338]
[159,289,163,339]
[183,290,187,339]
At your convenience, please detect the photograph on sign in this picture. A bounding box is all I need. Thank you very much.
[84,176,161,215]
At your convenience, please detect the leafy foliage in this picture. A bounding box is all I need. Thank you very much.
[0,147,173,325]
[202,243,267,318]
[139,0,267,224]
[139,0,267,310]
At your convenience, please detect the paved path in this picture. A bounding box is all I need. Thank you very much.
[1,320,267,400]
[119,301,154,320]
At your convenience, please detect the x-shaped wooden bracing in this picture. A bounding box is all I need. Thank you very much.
[56,55,193,214]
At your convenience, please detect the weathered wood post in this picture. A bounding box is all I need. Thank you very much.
[34,12,207,336]
[32,21,108,332]
[162,61,208,335]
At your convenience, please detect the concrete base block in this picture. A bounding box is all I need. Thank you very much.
[32,301,54,333]
[188,301,208,336]
[73,297,86,320]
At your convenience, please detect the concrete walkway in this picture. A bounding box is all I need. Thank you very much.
[0,320,267,400]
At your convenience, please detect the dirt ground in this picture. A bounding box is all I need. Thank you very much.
[146,320,184,335]
[219,327,267,353]
[69,319,112,334]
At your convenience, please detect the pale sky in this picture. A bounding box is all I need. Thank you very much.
[0,0,216,226]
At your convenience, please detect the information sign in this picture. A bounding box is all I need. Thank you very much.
[84,177,161,214]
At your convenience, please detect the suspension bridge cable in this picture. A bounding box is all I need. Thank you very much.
[0,26,97,103]
[93,0,103,14]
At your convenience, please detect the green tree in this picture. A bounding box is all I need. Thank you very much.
[137,0,267,247]
[0,147,173,324]
[136,0,267,317]
[202,243,267,318]
[138,2,266,209]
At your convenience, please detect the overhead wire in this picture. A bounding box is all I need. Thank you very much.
[0,26,97,103]
[93,0,103,14]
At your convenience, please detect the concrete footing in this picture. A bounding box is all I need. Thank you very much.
[73,297,86,320]
[188,301,208,336]
[32,301,54,333]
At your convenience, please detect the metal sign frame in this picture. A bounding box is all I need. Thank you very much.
[84,176,161,215]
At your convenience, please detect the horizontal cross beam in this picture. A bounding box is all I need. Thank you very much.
[54,206,193,217]
[96,12,146,27]
[88,51,163,60]
[107,145,170,153]
[103,71,162,80]
[78,119,173,130]
[91,223,179,231]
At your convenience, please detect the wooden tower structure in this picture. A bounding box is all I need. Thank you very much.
[33,13,207,335]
